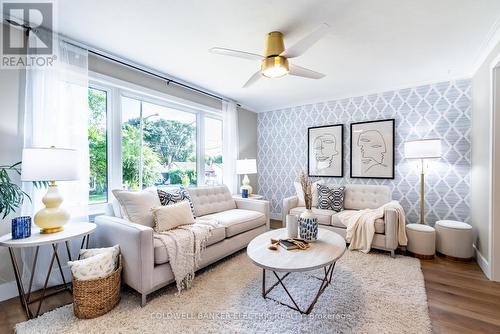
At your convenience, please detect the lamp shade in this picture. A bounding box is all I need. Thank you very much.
[404,139,442,159]
[236,159,257,175]
[21,147,79,181]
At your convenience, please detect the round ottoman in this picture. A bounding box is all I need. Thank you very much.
[406,224,435,259]
[435,220,473,260]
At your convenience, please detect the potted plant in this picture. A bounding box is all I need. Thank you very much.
[0,162,46,239]
[298,171,318,242]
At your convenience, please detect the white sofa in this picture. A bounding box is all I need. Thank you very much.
[283,184,400,257]
[94,185,269,306]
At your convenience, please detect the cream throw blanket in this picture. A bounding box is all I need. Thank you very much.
[154,220,219,292]
[336,201,407,253]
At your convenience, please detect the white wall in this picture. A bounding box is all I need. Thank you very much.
[238,109,258,193]
[471,39,500,277]
[0,24,25,290]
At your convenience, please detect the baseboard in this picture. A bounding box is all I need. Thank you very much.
[270,213,281,221]
[0,280,18,302]
[474,244,491,279]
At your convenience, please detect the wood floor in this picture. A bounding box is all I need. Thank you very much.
[0,220,499,333]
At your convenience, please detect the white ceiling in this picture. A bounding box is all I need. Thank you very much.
[52,0,500,111]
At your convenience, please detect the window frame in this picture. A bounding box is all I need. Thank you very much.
[88,71,222,212]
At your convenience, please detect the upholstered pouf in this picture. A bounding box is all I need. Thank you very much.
[406,224,435,259]
[435,220,473,260]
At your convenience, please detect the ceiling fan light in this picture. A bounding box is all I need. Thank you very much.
[261,56,289,78]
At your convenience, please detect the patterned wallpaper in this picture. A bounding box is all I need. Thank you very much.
[257,80,471,225]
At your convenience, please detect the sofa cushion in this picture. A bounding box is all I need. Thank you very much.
[288,207,333,226]
[112,189,161,227]
[199,209,265,237]
[331,210,385,234]
[317,184,345,212]
[153,224,226,265]
[187,186,236,217]
[343,184,391,210]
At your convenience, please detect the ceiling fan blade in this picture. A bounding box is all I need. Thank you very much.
[209,47,263,61]
[280,23,330,59]
[242,71,262,88]
[288,64,325,79]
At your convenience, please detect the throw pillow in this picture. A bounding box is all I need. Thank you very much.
[68,252,115,281]
[152,200,195,232]
[112,189,161,227]
[317,184,345,212]
[157,187,196,217]
[294,180,322,207]
[79,245,120,269]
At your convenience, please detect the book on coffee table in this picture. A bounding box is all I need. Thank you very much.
[279,238,308,250]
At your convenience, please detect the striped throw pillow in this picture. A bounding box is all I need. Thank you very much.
[317,184,345,212]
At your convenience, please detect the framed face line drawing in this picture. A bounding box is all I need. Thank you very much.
[350,119,395,179]
[308,124,344,177]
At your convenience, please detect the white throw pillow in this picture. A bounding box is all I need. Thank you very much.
[294,180,322,207]
[112,189,161,227]
[79,245,120,269]
[68,252,115,281]
[152,201,195,232]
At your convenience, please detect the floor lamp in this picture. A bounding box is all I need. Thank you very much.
[404,139,442,225]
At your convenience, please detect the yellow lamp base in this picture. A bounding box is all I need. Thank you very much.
[40,226,64,234]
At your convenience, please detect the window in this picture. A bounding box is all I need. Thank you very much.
[204,118,223,185]
[88,73,223,211]
[121,96,197,190]
[88,87,108,204]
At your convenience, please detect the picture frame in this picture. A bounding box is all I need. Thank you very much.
[308,124,344,177]
[350,119,395,179]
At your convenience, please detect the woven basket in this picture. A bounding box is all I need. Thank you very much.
[72,255,122,319]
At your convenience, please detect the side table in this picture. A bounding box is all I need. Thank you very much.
[0,222,96,319]
[232,194,264,200]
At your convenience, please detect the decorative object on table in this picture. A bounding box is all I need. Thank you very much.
[308,124,344,177]
[278,238,310,250]
[435,220,473,260]
[317,184,345,211]
[241,188,249,198]
[406,223,436,259]
[286,214,298,238]
[350,119,395,179]
[11,216,31,240]
[21,147,79,234]
[404,139,442,225]
[0,161,47,219]
[236,158,257,195]
[297,172,318,242]
[72,255,122,319]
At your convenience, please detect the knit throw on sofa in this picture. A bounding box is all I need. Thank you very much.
[337,201,407,253]
[154,220,219,292]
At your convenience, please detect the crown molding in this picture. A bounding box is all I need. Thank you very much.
[470,15,500,76]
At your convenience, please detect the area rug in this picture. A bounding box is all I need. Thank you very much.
[16,250,431,334]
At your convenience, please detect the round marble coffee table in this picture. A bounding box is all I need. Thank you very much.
[247,228,346,314]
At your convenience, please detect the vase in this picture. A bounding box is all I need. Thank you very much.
[11,216,32,240]
[286,214,299,238]
[299,209,318,242]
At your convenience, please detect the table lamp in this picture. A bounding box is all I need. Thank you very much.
[404,139,442,224]
[236,159,257,196]
[21,147,79,233]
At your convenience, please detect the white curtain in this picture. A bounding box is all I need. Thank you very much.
[21,30,89,289]
[222,101,239,194]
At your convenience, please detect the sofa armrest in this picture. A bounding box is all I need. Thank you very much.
[383,207,399,250]
[94,215,154,294]
[234,199,270,230]
[282,196,299,226]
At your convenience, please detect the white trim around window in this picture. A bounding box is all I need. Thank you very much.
[88,71,222,213]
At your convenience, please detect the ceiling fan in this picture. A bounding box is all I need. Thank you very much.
[209,23,330,88]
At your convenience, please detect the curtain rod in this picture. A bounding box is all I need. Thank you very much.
[2,19,240,107]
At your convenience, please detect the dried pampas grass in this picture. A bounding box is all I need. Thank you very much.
[298,171,312,210]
